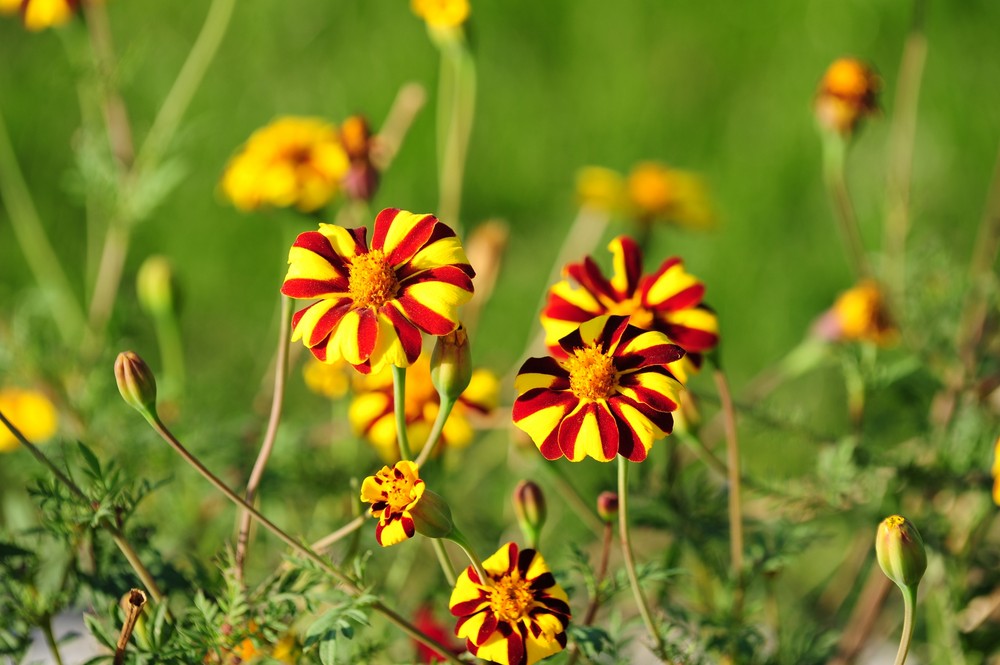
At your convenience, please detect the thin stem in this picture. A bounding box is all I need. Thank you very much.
[310,515,366,555]
[391,365,413,460]
[822,131,872,279]
[566,521,614,665]
[448,529,488,586]
[82,0,135,170]
[0,107,88,344]
[372,82,427,172]
[893,585,918,665]
[414,397,456,467]
[40,615,66,665]
[828,562,893,665]
[884,0,928,297]
[143,414,464,664]
[617,456,666,656]
[134,0,237,171]
[714,367,745,618]
[432,539,458,586]
[87,223,131,336]
[436,38,476,232]
[152,299,186,399]
[0,411,166,605]
[235,295,292,583]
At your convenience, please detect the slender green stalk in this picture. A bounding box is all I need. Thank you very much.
[235,295,292,582]
[435,37,476,232]
[822,131,872,279]
[142,414,464,664]
[0,108,87,344]
[713,367,745,618]
[432,539,458,586]
[310,515,367,555]
[0,411,165,605]
[391,365,413,460]
[40,616,66,665]
[151,296,186,399]
[135,0,237,171]
[893,585,918,665]
[448,528,488,586]
[414,397,456,467]
[87,222,131,336]
[617,456,666,655]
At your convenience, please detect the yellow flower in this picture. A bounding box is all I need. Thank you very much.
[411,0,469,29]
[221,117,350,213]
[575,166,625,214]
[20,0,79,30]
[814,280,897,346]
[360,460,454,546]
[626,161,715,229]
[814,57,880,136]
[302,357,351,400]
[0,0,21,16]
[349,353,498,461]
[0,388,58,453]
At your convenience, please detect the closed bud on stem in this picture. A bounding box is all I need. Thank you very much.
[431,324,472,402]
[513,480,546,548]
[114,352,158,419]
[411,488,455,540]
[596,491,619,523]
[136,256,175,319]
[876,515,927,589]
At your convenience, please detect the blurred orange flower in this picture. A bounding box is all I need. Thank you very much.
[813,280,897,346]
[814,57,880,136]
[0,387,58,453]
[626,161,715,229]
[412,0,469,29]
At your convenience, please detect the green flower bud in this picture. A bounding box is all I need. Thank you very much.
[411,488,455,540]
[875,515,927,589]
[596,491,619,523]
[136,256,175,318]
[431,324,472,403]
[115,351,158,419]
[513,480,546,548]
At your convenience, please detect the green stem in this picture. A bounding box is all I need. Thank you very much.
[414,396,456,467]
[0,107,88,344]
[86,222,131,337]
[134,0,236,171]
[448,528,488,585]
[310,515,367,555]
[617,456,666,655]
[435,37,476,232]
[391,365,413,460]
[235,295,292,583]
[143,414,464,664]
[893,585,918,665]
[152,303,186,399]
[40,615,66,665]
[432,539,457,586]
[713,367,745,619]
[567,520,614,665]
[822,131,872,279]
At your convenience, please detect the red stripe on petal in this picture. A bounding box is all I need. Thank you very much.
[356,307,378,361]
[512,388,576,422]
[608,400,645,461]
[383,304,423,364]
[370,208,400,250]
[601,315,631,353]
[307,302,352,347]
[557,404,588,460]
[506,628,526,665]
[292,231,338,261]
[386,214,437,266]
[349,225,369,250]
[595,403,621,461]
[542,294,602,326]
[637,257,682,300]
[618,371,680,412]
[477,612,498,646]
[658,283,706,312]
[281,277,348,299]
[516,356,567,380]
[395,293,457,335]
[615,236,644,297]
[662,321,719,353]
[615,338,686,371]
[399,264,475,292]
[566,257,617,304]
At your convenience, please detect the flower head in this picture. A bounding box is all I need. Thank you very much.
[12,0,80,31]
[114,351,158,418]
[626,161,715,229]
[221,117,350,212]
[875,515,927,590]
[281,208,475,374]
[302,357,352,400]
[360,460,453,546]
[349,353,498,460]
[813,280,897,346]
[514,315,685,463]
[815,57,880,136]
[449,542,570,665]
[575,166,626,214]
[412,0,469,29]
[541,235,718,382]
[339,115,381,201]
[0,387,58,453]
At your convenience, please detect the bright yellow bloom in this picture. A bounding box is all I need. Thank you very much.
[814,280,897,346]
[360,460,453,546]
[449,542,571,665]
[221,117,350,213]
[815,57,880,136]
[626,161,715,229]
[349,353,498,461]
[412,0,469,29]
[302,357,351,400]
[0,388,58,453]
[20,0,78,30]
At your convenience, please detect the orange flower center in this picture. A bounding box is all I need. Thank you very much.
[383,475,417,512]
[349,250,399,310]
[564,344,617,401]
[488,575,534,623]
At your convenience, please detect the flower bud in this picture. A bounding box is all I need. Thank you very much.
[596,491,619,523]
[114,351,158,418]
[814,57,880,137]
[513,480,546,548]
[410,488,455,540]
[430,324,472,403]
[136,256,176,319]
[876,515,927,589]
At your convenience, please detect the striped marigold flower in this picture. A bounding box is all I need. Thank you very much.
[540,235,717,382]
[449,542,570,665]
[360,460,453,546]
[513,315,684,463]
[281,208,475,374]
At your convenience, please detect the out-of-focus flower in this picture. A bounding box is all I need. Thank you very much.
[214,624,299,665]
[512,480,546,548]
[136,255,176,319]
[303,357,351,400]
[626,161,715,229]
[0,0,21,16]
[449,542,571,665]
[992,436,1000,506]
[541,235,718,382]
[412,0,469,29]
[576,166,626,214]
[360,460,454,546]
[339,115,381,201]
[596,491,618,522]
[221,117,350,213]
[412,606,464,663]
[281,208,475,374]
[812,280,897,346]
[514,315,684,463]
[0,388,58,453]
[16,0,79,31]
[875,515,927,590]
[814,57,880,136]
[349,353,498,461]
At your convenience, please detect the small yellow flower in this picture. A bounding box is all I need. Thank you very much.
[814,57,880,136]
[360,460,453,546]
[411,0,469,29]
[302,357,351,400]
[575,166,625,214]
[626,161,715,229]
[0,388,58,453]
[221,117,350,213]
[814,280,897,346]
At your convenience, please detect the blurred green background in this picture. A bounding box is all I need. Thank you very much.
[1,0,999,611]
